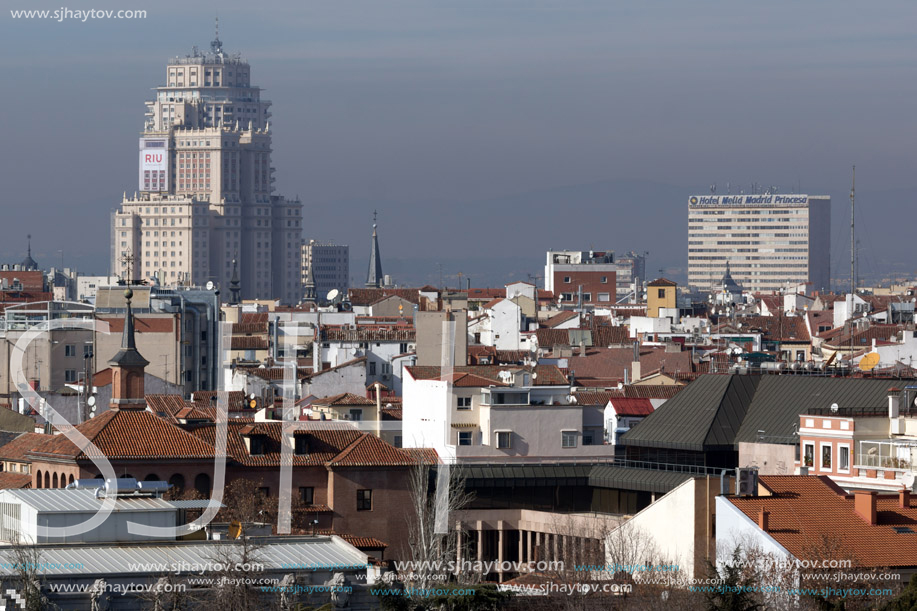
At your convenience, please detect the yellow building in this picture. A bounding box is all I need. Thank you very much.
[647,278,677,318]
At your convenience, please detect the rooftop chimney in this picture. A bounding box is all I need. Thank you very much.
[758,509,769,532]
[901,488,911,509]
[889,392,901,419]
[854,490,877,525]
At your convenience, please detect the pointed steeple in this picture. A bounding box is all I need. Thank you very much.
[20,234,38,271]
[365,211,383,288]
[108,289,149,410]
[229,258,241,305]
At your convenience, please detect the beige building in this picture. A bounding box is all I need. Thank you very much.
[111,33,303,304]
[688,194,831,294]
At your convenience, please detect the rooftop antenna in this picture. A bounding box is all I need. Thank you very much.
[850,165,855,295]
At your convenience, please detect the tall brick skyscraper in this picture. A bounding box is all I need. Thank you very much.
[112,26,303,304]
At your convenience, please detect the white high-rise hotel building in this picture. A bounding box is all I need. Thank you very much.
[688,194,831,293]
[111,32,303,304]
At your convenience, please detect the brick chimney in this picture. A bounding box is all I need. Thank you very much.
[758,509,769,532]
[854,490,877,525]
[900,488,911,509]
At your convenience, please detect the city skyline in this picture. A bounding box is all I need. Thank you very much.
[2,2,916,289]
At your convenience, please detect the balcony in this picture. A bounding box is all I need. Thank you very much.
[856,440,917,471]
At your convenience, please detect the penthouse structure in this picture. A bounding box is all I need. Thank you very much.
[688,194,830,294]
[111,27,303,304]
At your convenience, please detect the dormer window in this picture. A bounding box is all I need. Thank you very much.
[294,436,309,455]
[250,435,265,456]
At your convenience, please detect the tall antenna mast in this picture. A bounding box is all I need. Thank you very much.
[850,165,855,295]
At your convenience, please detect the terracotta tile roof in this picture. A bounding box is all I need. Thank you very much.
[347,288,421,307]
[313,393,377,407]
[33,410,217,460]
[729,475,917,569]
[482,298,506,310]
[231,322,268,335]
[230,336,269,350]
[738,315,811,342]
[336,534,388,549]
[191,421,363,467]
[236,366,313,381]
[240,312,269,324]
[98,316,176,334]
[321,325,415,342]
[380,407,402,421]
[572,390,623,405]
[0,433,56,462]
[0,472,31,489]
[400,447,440,464]
[145,394,193,416]
[494,350,529,364]
[608,397,654,417]
[568,347,693,387]
[191,391,250,412]
[647,278,677,287]
[326,434,420,467]
[624,384,685,399]
[407,365,568,387]
[821,324,903,348]
[541,311,579,328]
[447,372,509,388]
[535,326,629,350]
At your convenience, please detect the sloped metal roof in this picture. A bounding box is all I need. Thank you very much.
[734,377,917,447]
[619,374,760,451]
[463,465,591,487]
[588,466,693,493]
[0,536,368,577]
[0,489,175,514]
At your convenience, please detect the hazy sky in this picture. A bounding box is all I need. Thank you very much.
[1,1,915,286]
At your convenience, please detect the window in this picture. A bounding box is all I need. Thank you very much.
[658,289,666,299]
[369,362,376,376]
[64,344,76,357]
[299,487,314,504]
[357,489,372,511]
[349,409,363,422]
[563,276,571,283]
[64,370,77,383]
[458,431,472,446]
[562,431,578,448]
[582,293,591,302]
[821,444,832,470]
[839,445,850,471]
[583,431,595,446]
[249,436,265,456]
[496,431,512,449]
[598,293,610,302]
[457,397,472,410]
[294,436,309,455]
[601,276,608,283]
[803,442,814,467]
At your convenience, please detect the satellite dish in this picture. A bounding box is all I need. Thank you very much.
[206,281,215,291]
[326,289,340,302]
[830,403,839,413]
[859,352,880,371]
[903,472,916,489]
[87,396,96,407]
[531,372,538,380]
[250,393,256,400]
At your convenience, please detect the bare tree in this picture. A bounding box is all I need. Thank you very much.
[204,535,268,611]
[2,535,54,611]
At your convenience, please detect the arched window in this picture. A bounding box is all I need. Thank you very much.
[168,474,185,494]
[144,473,161,482]
[194,473,210,496]
[52,473,58,488]
[35,470,42,489]
[44,472,50,489]
[68,474,74,486]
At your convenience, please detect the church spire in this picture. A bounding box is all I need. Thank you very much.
[108,289,149,410]
[365,210,383,288]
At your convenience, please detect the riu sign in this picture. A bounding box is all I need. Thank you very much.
[139,138,169,192]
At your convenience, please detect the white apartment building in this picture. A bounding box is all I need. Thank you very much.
[688,194,831,294]
[111,33,303,304]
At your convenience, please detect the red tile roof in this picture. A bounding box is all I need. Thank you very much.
[0,433,56,462]
[624,385,684,399]
[326,434,419,467]
[191,391,251,412]
[407,365,568,387]
[347,288,422,307]
[230,336,269,350]
[236,366,313,381]
[33,409,217,460]
[0,472,31,489]
[568,347,693,386]
[647,278,677,287]
[608,397,654,416]
[738,315,811,342]
[729,476,917,569]
[572,391,623,405]
[240,312,270,324]
[313,393,378,407]
[821,324,902,347]
[541,311,579,328]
